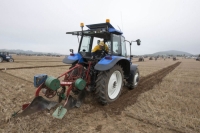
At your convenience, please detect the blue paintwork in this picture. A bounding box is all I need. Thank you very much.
[63,53,84,64]
[98,56,118,65]
[68,53,80,61]
[108,28,123,35]
[95,56,130,71]
[34,74,48,87]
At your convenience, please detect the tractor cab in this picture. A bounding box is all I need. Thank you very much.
[65,19,128,62]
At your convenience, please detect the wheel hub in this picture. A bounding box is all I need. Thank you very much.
[134,72,139,86]
[113,81,117,88]
[108,71,122,99]
[136,77,139,82]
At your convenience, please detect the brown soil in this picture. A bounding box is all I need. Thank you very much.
[0,62,183,132]
[0,64,69,70]
[84,62,181,116]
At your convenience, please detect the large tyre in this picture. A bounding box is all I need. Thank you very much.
[95,65,124,105]
[0,57,3,63]
[127,68,139,90]
[9,58,14,62]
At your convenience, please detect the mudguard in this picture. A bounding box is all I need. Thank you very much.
[127,64,138,83]
[63,53,84,64]
[94,56,130,71]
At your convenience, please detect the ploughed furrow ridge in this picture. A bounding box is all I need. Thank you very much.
[0,64,70,70]
[88,62,181,115]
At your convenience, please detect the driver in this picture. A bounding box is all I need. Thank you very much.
[91,41,109,55]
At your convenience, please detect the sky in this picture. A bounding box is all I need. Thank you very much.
[0,0,200,55]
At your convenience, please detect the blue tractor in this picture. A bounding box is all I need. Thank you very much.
[63,19,141,105]
[0,52,14,63]
[13,20,141,118]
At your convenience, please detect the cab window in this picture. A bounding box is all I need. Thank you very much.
[121,36,127,57]
[79,36,91,52]
[112,34,121,55]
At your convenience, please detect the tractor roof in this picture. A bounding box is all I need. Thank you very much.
[86,23,123,35]
[66,22,123,38]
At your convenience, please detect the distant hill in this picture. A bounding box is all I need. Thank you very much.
[0,49,61,55]
[145,50,193,56]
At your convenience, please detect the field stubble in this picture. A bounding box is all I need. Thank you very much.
[0,56,199,133]
[0,55,65,69]
[125,59,200,132]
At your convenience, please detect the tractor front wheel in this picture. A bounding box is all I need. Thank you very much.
[0,57,3,63]
[95,65,124,105]
[127,68,139,90]
[9,58,14,62]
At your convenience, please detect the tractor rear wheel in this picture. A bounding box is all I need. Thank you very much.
[95,65,124,105]
[127,68,139,90]
[0,57,3,63]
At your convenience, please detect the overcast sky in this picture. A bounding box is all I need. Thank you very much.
[0,0,200,55]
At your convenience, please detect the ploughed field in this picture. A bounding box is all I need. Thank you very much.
[0,55,200,133]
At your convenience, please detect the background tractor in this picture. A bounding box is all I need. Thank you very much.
[149,57,153,60]
[138,56,144,61]
[196,54,200,61]
[13,19,141,119]
[0,52,14,63]
[173,56,177,61]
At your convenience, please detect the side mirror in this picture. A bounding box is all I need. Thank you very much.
[136,39,141,46]
[69,49,74,54]
[130,55,133,57]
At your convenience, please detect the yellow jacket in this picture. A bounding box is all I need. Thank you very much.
[92,44,109,53]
